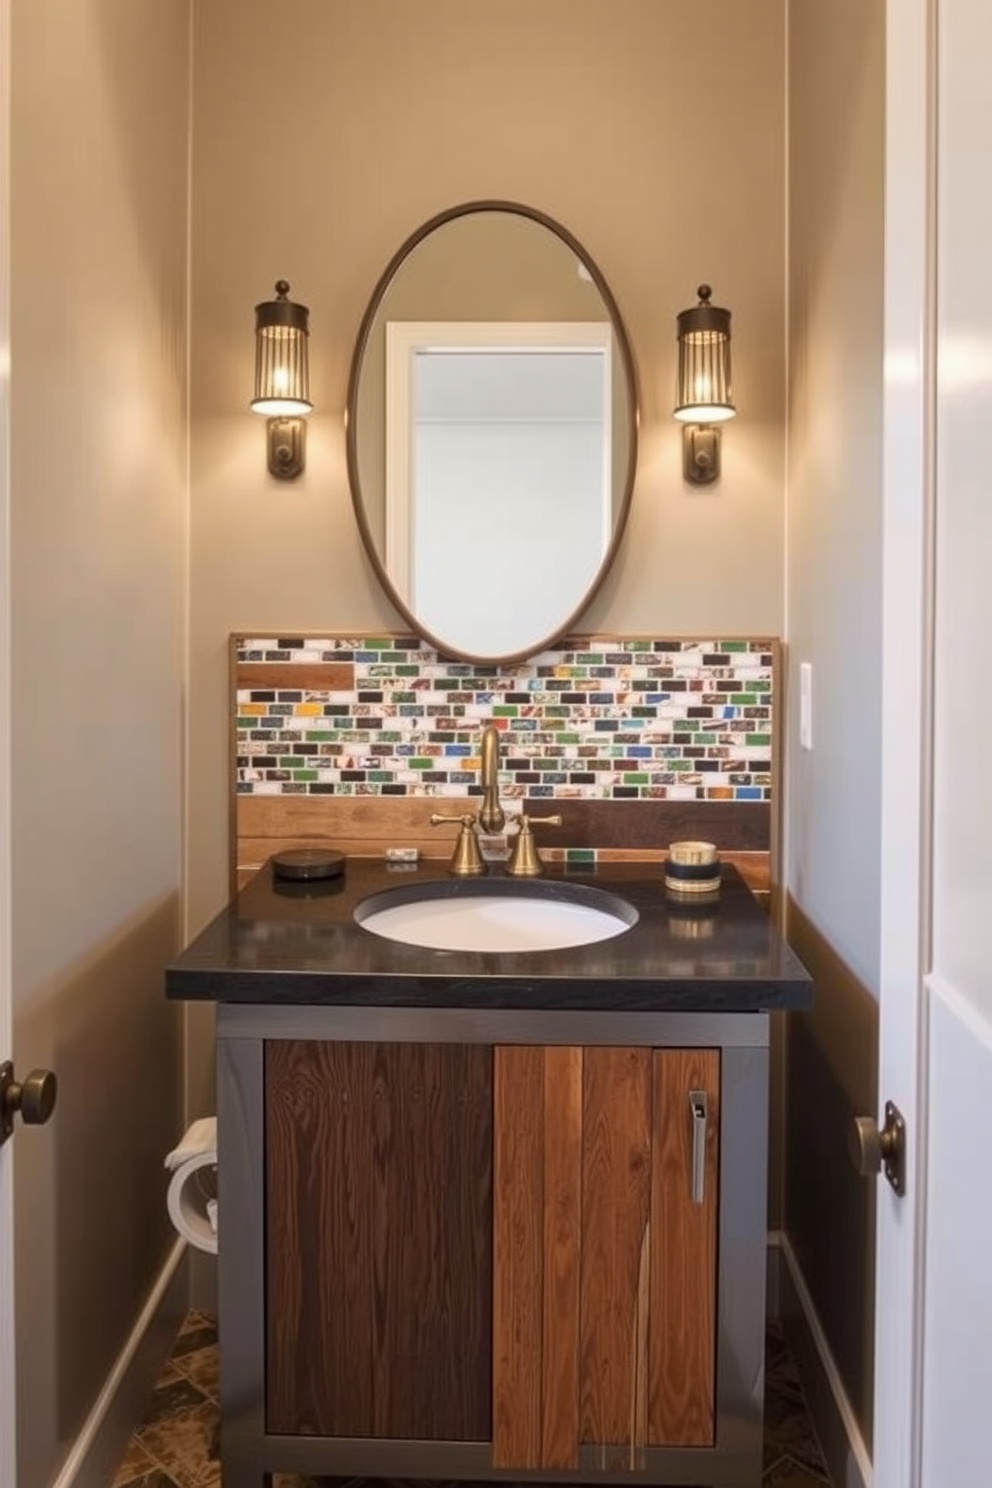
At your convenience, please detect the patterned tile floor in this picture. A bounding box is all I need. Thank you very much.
[111,1312,832,1488]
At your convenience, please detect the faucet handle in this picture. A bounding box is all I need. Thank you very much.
[506,814,563,877]
[430,813,486,876]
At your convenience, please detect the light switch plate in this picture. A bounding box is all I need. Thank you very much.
[800,662,813,750]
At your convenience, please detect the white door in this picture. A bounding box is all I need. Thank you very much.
[0,1,15,1482]
[918,0,992,1480]
[875,3,992,1486]
[873,5,932,1483]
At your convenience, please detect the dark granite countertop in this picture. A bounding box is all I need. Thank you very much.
[166,857,813,1013]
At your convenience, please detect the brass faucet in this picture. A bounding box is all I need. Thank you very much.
[430,724,507,875]
[477,722,506,835]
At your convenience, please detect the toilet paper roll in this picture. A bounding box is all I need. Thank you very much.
[166,1150,218,1254]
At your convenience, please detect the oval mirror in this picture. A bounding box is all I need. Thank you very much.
[346,201,638,664]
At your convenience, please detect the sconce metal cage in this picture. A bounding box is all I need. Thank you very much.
[673,284,735,485]
[251,280,312,479]
[252,280,312,415]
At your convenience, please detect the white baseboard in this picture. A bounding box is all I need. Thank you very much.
[770,1229,873,1488]
[49,1238,187,1488]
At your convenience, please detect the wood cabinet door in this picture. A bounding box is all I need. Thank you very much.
[265,1040,493,1440]
[492,1045,719,1470]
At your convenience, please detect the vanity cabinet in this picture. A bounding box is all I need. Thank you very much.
[260,1038,720,1470]
[179,860,814,1488]
[214,1006,774,1488]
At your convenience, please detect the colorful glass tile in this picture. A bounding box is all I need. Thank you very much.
[234,635,776,804]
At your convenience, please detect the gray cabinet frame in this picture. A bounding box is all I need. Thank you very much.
[215,1004,770,1488]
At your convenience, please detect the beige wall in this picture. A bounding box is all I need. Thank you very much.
[784,0,885,993]
[187,0,788,1105]
[10,2,190,1483]
[783,0,885,1446]
[0,0,895,1473]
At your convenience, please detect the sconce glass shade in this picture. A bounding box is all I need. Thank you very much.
[673,285,736,424]
[251,280,313,416]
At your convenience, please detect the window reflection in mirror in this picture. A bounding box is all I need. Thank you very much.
[346,203,638,663]
[386,323,611,658]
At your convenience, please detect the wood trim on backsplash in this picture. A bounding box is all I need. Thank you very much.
[230,632,778,898]
[235,661,355,692]
[233,794,770,896]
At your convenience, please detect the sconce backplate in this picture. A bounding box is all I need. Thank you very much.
[683,425,721,485]
[267,417,306,480]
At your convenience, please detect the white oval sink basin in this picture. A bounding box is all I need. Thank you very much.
[355,880,636,953]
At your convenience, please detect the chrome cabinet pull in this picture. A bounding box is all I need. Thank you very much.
[689,1089,708,1205]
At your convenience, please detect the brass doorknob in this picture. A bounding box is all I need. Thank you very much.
[848,1100,905,1195]
[0,1060,57,1144]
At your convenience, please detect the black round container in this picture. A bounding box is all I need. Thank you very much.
[271,848,345,883]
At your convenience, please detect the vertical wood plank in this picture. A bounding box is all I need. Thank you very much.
[648,1048,719,1446]
[265,1041,492,1441]
[370,1042,493,1440]
[579,1046,653,1452]
[265,1040,374,1436]
[492,1045,545,1467]
[541,1045,582,1469]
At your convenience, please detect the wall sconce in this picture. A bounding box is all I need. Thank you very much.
[250,280,312,479]
[673,284,736,485]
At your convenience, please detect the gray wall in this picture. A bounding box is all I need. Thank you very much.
[9,2,190,1483]
[783,0,885,1445]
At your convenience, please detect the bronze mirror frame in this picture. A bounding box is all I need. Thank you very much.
[345,200,639,665]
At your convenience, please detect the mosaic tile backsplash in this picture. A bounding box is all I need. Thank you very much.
[235,635,774,804]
